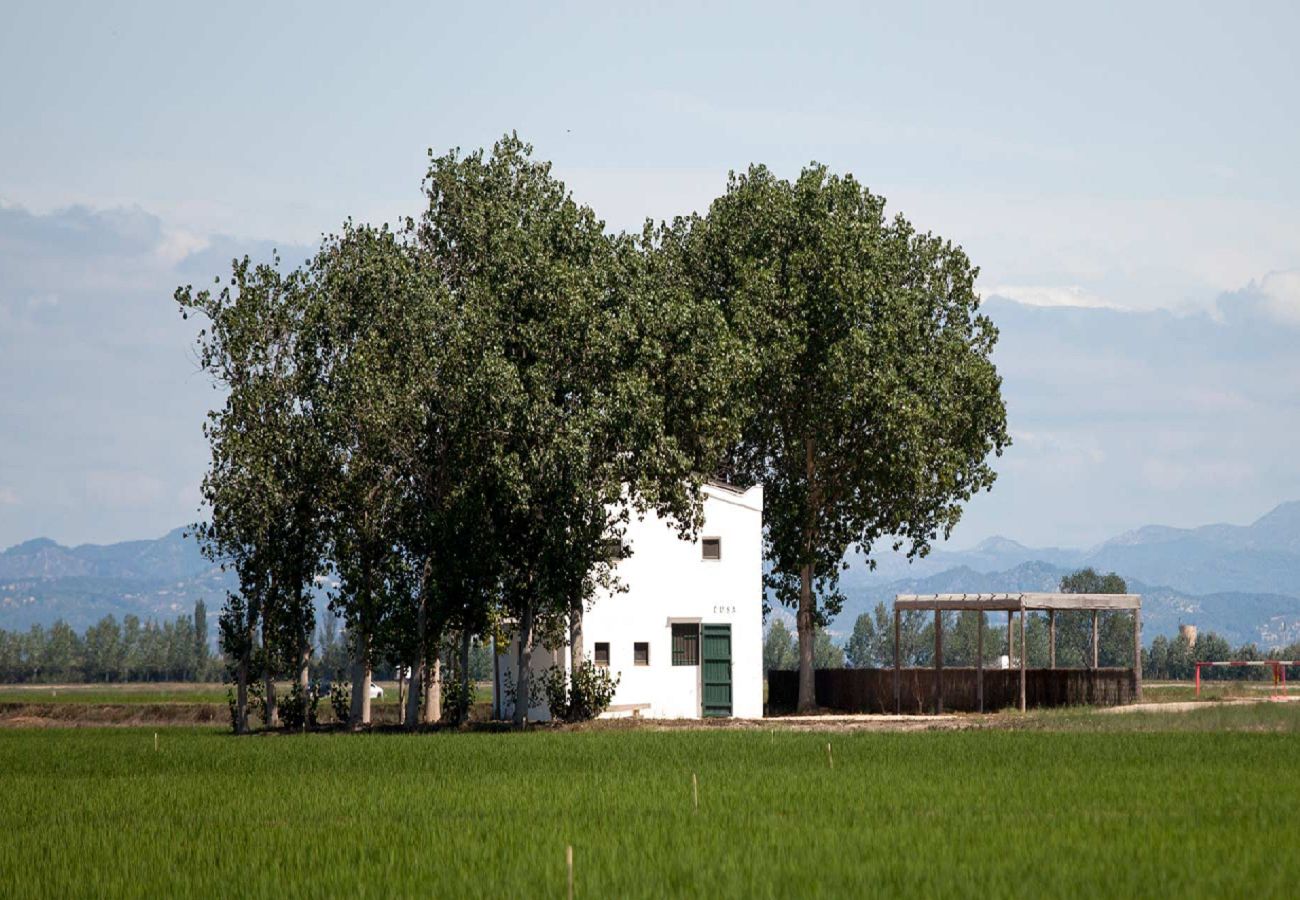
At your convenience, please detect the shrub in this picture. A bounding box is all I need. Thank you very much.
[329,681,351,725]
[279,682,320,730]
[442,671,474,725]
[540,662,619,723]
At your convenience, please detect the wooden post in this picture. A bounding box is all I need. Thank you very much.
[976,610,985,714]
[1133,607,1142,702]
[1048,610,1056,669]
[1006,611,1013,665]
[1019,605,1027,712]
[1091,610,1099,669]
[893,607,901,714]
[934,609,944,715]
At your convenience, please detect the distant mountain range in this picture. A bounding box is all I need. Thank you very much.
[0,528,235,631]
[5,502,1300,648]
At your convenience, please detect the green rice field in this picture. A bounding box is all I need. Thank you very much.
[2,705,1298,898]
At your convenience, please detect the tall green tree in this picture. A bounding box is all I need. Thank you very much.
[305,224,427,727]
[1059,568,1131,667]
[416,136,738,725]
[178,255,327,730]
[684,165,1010,710]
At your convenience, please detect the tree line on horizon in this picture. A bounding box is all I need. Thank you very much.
[177,133,1008,732]
[0,602,215,684]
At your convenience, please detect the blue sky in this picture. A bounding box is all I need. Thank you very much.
[1,1,1298,550]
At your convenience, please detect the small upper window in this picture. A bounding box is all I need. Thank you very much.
[594,642,610,667]
[634,642,650,666]
[702,537,721,560]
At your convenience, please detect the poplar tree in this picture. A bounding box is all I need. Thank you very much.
[416,136,738,724]
[684,165,1010,712]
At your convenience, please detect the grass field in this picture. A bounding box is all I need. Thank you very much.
[2,705,1298,898]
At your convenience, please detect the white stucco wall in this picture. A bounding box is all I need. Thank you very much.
[496,482,764,720]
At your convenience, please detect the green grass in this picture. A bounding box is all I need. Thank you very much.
[2,710,1299,898]
[0,681,493,708]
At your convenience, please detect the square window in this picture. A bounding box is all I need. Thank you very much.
[634,642,650,666]
[594,642,610,667]
[702,537,721,560]
[671,624,699,666]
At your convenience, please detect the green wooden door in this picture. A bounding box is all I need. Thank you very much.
[701,624,732,717]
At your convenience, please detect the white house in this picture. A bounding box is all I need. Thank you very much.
[494,481,764,721]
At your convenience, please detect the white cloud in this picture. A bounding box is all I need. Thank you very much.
[1257,270,1300,325]
[985,284,1124,310]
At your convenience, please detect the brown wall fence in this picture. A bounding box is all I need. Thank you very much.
[766,667,1137,714]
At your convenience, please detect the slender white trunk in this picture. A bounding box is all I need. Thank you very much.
[297,645,310,731]
[423,658,441,723]
[569,607,584,674]
[513,602,535,726]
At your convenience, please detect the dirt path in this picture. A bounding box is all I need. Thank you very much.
[1101,696,1300,714]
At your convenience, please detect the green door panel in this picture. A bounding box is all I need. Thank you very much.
[701,623,732,717]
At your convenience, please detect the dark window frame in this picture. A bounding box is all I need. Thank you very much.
[671,623,700,666]
[633,641,650,666]
[702,537,722,560]
[594,642,610,667]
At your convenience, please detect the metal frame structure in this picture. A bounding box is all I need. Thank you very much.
[1194,660,1296,700]
[892,592,1143,713]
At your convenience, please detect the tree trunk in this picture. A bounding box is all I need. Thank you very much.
[513,600,535,726]
[297,643,310,732]
[262,617,279,729]
[569,606,584,674]
[349,631,371,729]
[263,666,278,729]
[397,668,407,726]
[796,563,816,712]
[796,435,818,713]
[235,651,249,735]
[458,629,472,725]
[407,558,433,729]
[423,657,441,723]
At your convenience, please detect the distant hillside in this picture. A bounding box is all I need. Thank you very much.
[849,501,1300,597]
[0,529,235,631]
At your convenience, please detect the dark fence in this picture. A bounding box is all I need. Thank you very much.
[767,667,1137,714]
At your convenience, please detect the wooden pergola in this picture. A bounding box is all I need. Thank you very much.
[892,592,1143,713]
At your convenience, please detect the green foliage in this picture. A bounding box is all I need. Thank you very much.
[681,164,1009,708]
[278,681,319,730]
[1059,568,1127,594]
[441,667,474,726]
[0,603,220,684]
[763,620,798,671]
[4,724,1299,896]
[328,681,351,726]
[540,662,620,723]
[812,629,844,669]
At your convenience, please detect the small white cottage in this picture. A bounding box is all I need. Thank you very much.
[494,481,764,720]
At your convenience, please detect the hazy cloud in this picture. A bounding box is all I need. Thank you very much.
[985,285,1122,310]
[0,201,312,546]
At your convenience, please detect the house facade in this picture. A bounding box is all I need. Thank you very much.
[494,481,764,720]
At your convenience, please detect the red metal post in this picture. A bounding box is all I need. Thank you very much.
[1194,663,1201,698]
